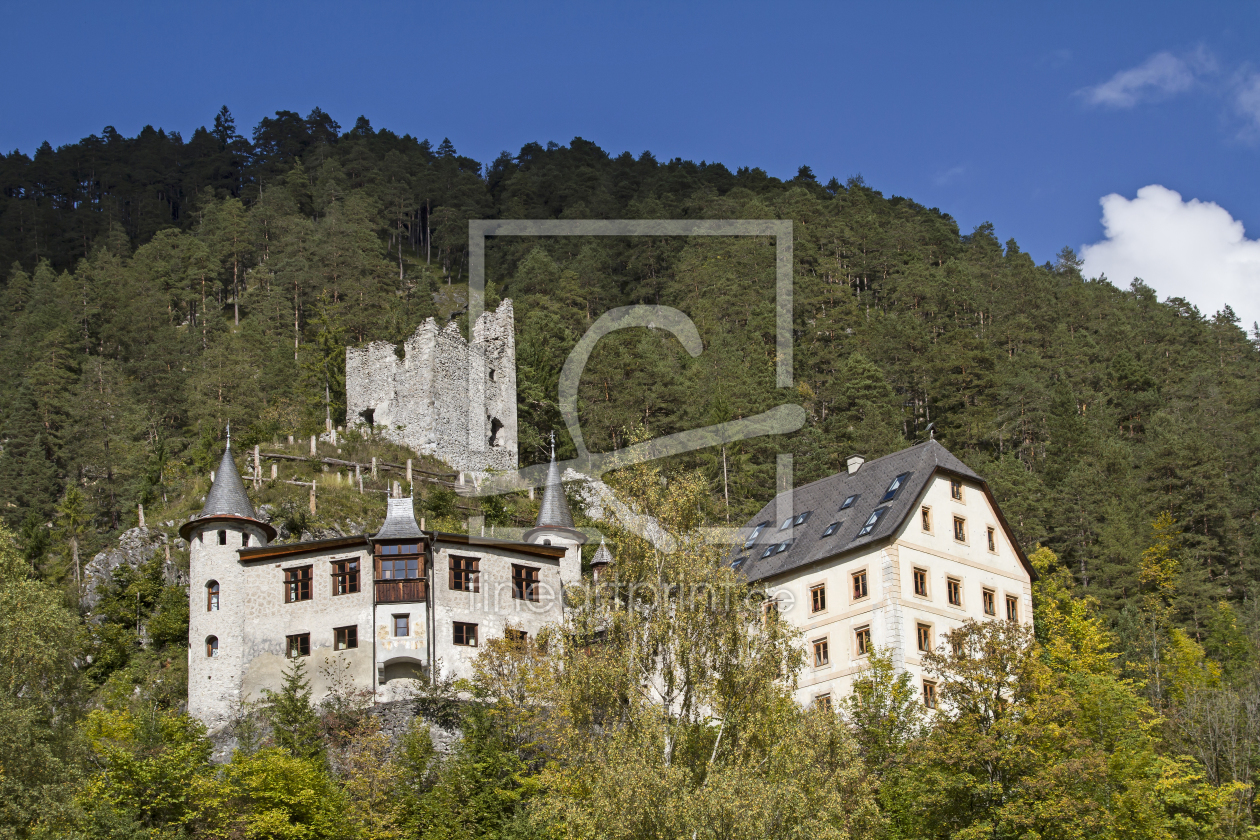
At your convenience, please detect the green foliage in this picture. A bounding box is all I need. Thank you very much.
[261,657,326,762]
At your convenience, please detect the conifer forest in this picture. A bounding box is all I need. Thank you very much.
[3,107,1260,838]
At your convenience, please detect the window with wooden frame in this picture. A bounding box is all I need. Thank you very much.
[953,516,967,543]
[206,636,218,658]
[331,559,360,595]
[947,577,962,607]
[206,581,219,611]
[814,693,833,712]
[377,550,420,580]
[917,622,933,652]
[453,621,478,647]
[986,526,997,552]
[913,568,928,598]
[854,626,872,657]
[286,633,310,658]
[512,564,540,602]
[1006,595,1019,621]
[950,479,963,501]
[762,597,779,624]
[334,625,358,650]
[923,680,938,709]
[393,614,409,637]
[982,588,996,616]
[810,583,827,613]
[284,566,312,603]
[852,569,869,600]
[812,637,830,667]
[449,555,480,592]
[921,506,932,532]
[505,628,528,643]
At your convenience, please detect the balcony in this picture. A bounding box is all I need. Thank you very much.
[375,578,427,604]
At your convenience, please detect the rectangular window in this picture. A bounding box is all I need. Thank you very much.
[242,533,249,547]
[331,559,360,595]
[218,530,227,545]
[810,584,827,613]
[987,527,996,552]
[947,577,962,607]
[512,565,541,602]
[950,479,963,501]
[505,628,528,643]
[334,625,358,650]
[821,521,840,537]
[953,516,966,543]
[852,570,868,600]
[913,567,928,598]
[453,621,478,647]
[854,626,872,657]
[921,506,932,532]
[923,680,938,709]
[743,523,767,548]
[284,565,312,603]
[814,693,832,712]
[840,494,859,510]
[379,555,420,580]
[813,638,830,667]
[1006,595,1019,621]
[917,622,932,652]
[449,555,480,592]
[393,614,409,637]
[881,473,911,503]
[856,506,888,537]
[982,588,996,616]
[286,633,310,658]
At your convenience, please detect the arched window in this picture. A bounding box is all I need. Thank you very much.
[207,581,219,611]
[218,530,227,545]
[242,532,249,547]
[206,636,218,658]
[543,539,552,546]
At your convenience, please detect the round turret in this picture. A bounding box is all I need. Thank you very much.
[523,434,586,585]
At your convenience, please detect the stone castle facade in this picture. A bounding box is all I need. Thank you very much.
[345,299,517,473]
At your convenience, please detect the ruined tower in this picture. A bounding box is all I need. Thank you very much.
[345,299,517,473]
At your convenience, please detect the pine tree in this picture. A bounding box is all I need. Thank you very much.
[261,657,324,762]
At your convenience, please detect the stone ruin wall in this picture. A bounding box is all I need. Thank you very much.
[346,299,517,473]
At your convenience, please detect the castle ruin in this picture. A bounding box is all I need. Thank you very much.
[345,299,518,473]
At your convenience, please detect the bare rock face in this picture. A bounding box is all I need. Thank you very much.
[81,527,186,613]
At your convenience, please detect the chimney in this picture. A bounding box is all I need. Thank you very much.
[846,455,865,475]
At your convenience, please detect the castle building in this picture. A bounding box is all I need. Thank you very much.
[734,440,1035,710]
[184,437,584,733]
[345,299,517,474]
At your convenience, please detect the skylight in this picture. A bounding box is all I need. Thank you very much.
[778,517,793,531]
[840,494,859,510]
[794,511,811,526]
[880,473,911,503]
[856,507,889,537]
[821,522,841,537]
[743,523,767,549]
[775,540,792,554]
[761,545,776,558]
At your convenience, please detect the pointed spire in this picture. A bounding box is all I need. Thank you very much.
[199,439,257,520]
[374,496,424,540]
[534,433,575,529]
[590,537,613,568]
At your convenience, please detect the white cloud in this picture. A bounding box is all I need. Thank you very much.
[1080,185,1260,328]
[933,165,965,187]
[1081,48,1214,108]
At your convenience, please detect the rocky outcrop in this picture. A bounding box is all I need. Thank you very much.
[81,526,187,613]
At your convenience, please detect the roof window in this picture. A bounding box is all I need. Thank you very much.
[761,545,776,559]
[775,540,792,554]
[793,511,811,526]
[731,556,747,569]
[839,494,859,511]
[856,506,889,538]
[743,523,768,549]
[778,517,793,531]
[821,522,841,537]
[881,473,911,503]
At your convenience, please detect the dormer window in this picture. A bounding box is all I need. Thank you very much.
[880,473,911,503]
[839,494,859,511]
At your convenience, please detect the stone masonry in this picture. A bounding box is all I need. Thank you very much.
[345,299,517,473]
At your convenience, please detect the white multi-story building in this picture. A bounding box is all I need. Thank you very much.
[183,439,585,733]
[733,440,1035,710]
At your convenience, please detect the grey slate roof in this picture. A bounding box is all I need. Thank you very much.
[590,538,614,567]
[198,443,258,521]
[535,451,575,529]
[374,497,425,540]
[733,440,983,583]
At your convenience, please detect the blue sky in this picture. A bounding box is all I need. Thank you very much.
[3,1,1258,320]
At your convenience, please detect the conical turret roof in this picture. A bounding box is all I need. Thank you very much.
[590,537,614,567]
[200,437,257,520]
[534,436,575,530]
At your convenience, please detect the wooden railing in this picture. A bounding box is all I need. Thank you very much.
[375,578,427,603]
